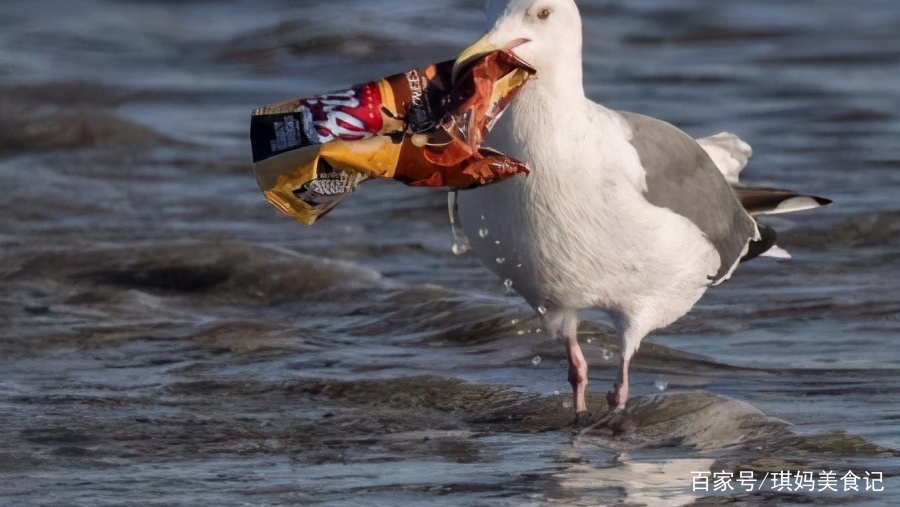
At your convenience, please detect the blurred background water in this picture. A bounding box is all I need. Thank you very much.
[1,0,899,505]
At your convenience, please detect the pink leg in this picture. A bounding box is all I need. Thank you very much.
[605,356,630,411]
[566,336,588,414]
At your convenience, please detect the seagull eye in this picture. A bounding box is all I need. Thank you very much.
[537,8,552,20]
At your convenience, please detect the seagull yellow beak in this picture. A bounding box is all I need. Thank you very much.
[452,34,502,83]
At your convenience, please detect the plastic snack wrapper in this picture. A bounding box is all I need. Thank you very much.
[250,51,535,225]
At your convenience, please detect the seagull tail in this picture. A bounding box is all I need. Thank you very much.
[738,186,832,262]
[733,186,833,216]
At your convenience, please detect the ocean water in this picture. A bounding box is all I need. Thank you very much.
[1,0,899,505]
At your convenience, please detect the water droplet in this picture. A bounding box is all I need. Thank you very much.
[451,241,469,255]
[517,330,526,336]
[553,390,560,396]
[654,379,669,391]
[516,263,522,268]
[531,355,542,366]
[478,228,489,238]
[494,240,501,245]
[534,327,542,334]
[511,319,519,325]
[480,215,486,220]
[503,278,514,293]
[537,305,547,315]
[601,348,612,361]
[586,337,593,344]
[447,191,469,255]
[495,257,505,264]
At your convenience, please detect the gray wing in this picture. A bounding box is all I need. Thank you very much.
[619,111,758,283]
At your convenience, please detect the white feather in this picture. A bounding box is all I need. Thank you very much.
[760,244,792,259]
[696,132,753,184]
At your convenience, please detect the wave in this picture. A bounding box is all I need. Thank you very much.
[782,210,900,250]
[0,84,175,154]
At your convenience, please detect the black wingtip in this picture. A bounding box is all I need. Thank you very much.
[741,224,778,263]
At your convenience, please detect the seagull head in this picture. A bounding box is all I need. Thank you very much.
[453,0,583,88]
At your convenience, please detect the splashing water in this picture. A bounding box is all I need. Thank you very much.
[447,191,470,255]
[479,228,490,238]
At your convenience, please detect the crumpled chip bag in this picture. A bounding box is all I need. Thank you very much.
[250,51,534,225]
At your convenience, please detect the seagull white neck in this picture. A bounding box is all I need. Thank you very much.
[504,70,588,153]
[526,30,585,99]
[536,62,584,99]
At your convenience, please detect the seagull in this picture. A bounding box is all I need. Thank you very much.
[451,0,830,416]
